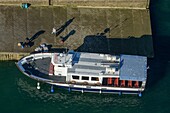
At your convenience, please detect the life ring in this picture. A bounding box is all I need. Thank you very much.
[96,82,101,86]
[71,80,76,84]
[83,82,88,85]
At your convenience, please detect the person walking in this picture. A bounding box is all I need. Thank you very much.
[51,27,57,34]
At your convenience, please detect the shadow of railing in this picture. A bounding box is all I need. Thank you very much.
[50,48,68,53]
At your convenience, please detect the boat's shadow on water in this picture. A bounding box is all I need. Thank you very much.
[147,0,170,89]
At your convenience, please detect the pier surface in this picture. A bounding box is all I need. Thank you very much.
[0,0,150,9]
[0,1,153,60]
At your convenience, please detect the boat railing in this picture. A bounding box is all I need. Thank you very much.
[23,53,52,61]
[32,53,52,59]
[24,70,53,82]
[68,81,101,86]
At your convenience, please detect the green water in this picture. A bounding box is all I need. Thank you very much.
[0,61,170,113]
[1,0,170,113]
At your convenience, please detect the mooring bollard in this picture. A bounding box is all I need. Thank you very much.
[21,3,30,9]
[51,85,54,93]
[37,82,40,89]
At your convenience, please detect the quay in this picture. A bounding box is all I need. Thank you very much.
[0,0,153,60]
[0,0,150,9]
[0,52,29,60]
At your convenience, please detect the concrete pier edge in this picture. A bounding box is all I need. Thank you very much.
[0,52,29,61]
[0,0,150,9]
[0,4,149,10]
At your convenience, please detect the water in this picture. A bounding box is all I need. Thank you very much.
[1,0,170,113]
[0,62,170,113]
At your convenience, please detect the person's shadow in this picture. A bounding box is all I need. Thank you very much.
[29,30,45,42]
[55,17,75,36]
[19,30,45,48]
[60,30,76,43]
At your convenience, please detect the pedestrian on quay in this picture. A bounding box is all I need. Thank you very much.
[51,27,57,34]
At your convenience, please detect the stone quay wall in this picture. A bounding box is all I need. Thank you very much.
[0,52,29,60]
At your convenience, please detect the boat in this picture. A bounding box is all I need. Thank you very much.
[16,50,147,96]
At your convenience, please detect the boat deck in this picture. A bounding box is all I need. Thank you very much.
[22,57,66,83]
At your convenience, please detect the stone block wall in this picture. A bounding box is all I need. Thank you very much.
[0,52,29,60]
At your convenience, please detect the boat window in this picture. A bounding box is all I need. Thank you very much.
[72,75,79,80]
[82,76,89,80]
[91,77,99,81]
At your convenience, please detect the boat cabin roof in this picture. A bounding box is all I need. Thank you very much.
[51,51,147,81]
[51,51,120,77]
[119,55,147,81]
[67,52,120,76]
